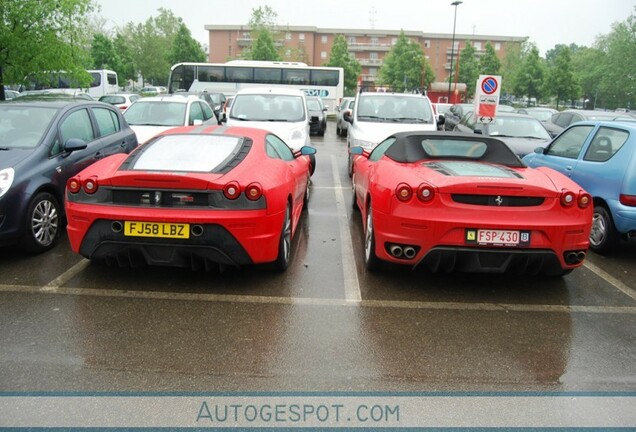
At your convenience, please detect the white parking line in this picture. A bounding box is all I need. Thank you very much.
[42,259,91,290]
[584,261,636,301]
[1,283,635,314]
[330,155,362,303]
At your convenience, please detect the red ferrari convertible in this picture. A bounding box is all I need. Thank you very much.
[65,125,316,271]
[350,132,593,276]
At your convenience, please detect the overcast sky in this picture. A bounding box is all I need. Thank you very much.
[93,0,635,55]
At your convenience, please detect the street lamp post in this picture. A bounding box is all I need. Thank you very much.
[447,0,463,103]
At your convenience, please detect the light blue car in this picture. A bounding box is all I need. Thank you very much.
[522,120,636,253]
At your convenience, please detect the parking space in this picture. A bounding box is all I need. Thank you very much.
[1,120,635,392]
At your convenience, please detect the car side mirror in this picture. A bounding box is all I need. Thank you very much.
[64,138,87,153]
[349,146,368,158]
[437,115,445,126]
[343,110,353,124]
[298,146,317,156]
[534,146,545,154]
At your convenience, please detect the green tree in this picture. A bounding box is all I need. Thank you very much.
[457,41,479,98]
[168,23,206,64]
[595,11,636,109]
[0,0,94,100]
[479,42,501,75]
[325,35,361,96]
[512,44,545,105]
[113,32,138,90]
[251,30,281,61]
[379,31,425,92]
[545,46,580,109]
[500,40,528,96]
[91,33,119,70]
[126,8,182,86]
[571,46,606,109]
[241,5,281,60]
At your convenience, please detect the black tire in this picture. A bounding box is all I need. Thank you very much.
[364,203,381,272]
[351,174,359,210]
[336,124,341,136]
[347,153,353,178]
[272,203,293,271]
[302,178,310,211]
[308,154,316,176]
[589,205,619,254]
[20,192,61,253]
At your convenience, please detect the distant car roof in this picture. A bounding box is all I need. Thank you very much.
[235,87,305,96]
[131,95,198,104]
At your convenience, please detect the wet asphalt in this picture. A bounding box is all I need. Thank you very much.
[1,120,635,392]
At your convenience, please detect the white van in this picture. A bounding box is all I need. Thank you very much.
[345,91,439,176]
[226,87,316,173]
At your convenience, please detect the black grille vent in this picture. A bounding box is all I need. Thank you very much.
[452,194,544,207]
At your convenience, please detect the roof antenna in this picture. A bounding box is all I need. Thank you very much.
[369,6,377,29]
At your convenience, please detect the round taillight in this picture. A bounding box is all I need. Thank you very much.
[245,183,263,201]
[417,184,435,202]
[223,182,241,200]
[68,178,81,194]
[561,190,575,207]
[395,183,413,202]
[83,178,98,194]
[578,192,591,209]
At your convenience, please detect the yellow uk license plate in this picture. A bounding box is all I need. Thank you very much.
[124,221,190,239]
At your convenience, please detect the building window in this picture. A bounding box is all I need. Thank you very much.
[424,39,431,48]
[348,36,356,44]
[473,41,482,50]
[321,51,327,59]
[371,37,379,46]
[369,68,377,76]
[321,35,328,43]
[495,42,501,51]
[299,33,305,41]
[285,32,292,40]
[370,52,378,60]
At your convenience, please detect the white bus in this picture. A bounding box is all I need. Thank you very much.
[21,69,119,99]
[168,61,344,114]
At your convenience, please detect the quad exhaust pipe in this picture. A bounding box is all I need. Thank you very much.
[564,250,587,265]
[387,243,419,260]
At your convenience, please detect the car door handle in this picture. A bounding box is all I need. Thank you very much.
[565,165,573,171]
[94,152,104,160]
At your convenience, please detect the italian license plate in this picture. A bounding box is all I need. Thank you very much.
[124,221,190,239]
[465,229,530,247]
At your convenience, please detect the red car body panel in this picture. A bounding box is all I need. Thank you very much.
[352,132,593,274]
[65,125,312,268]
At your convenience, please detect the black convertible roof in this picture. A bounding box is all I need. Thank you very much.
[383,131,525,167]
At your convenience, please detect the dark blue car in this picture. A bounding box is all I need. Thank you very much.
[522,120,636,253]
[0,98,138,253]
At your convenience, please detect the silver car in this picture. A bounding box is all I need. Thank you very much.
[336,97,354,137]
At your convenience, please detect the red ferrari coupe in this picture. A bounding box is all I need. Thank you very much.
[65,125,316,271]
[350,132,593,276]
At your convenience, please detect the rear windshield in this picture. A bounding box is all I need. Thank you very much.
[231,94,305,122]
[129,134,242,172]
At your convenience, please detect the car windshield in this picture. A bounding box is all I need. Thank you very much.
[123,101,186,126]
[99,95,126,105]
[357,95,434,123]
[230,94,305,122]
[487,116,551,140]
[524,110,553,122]
[0,106,57,149]
[128,134,242,172]
[306,99,322,111]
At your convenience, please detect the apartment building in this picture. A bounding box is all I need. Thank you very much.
[205,25,526,88]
